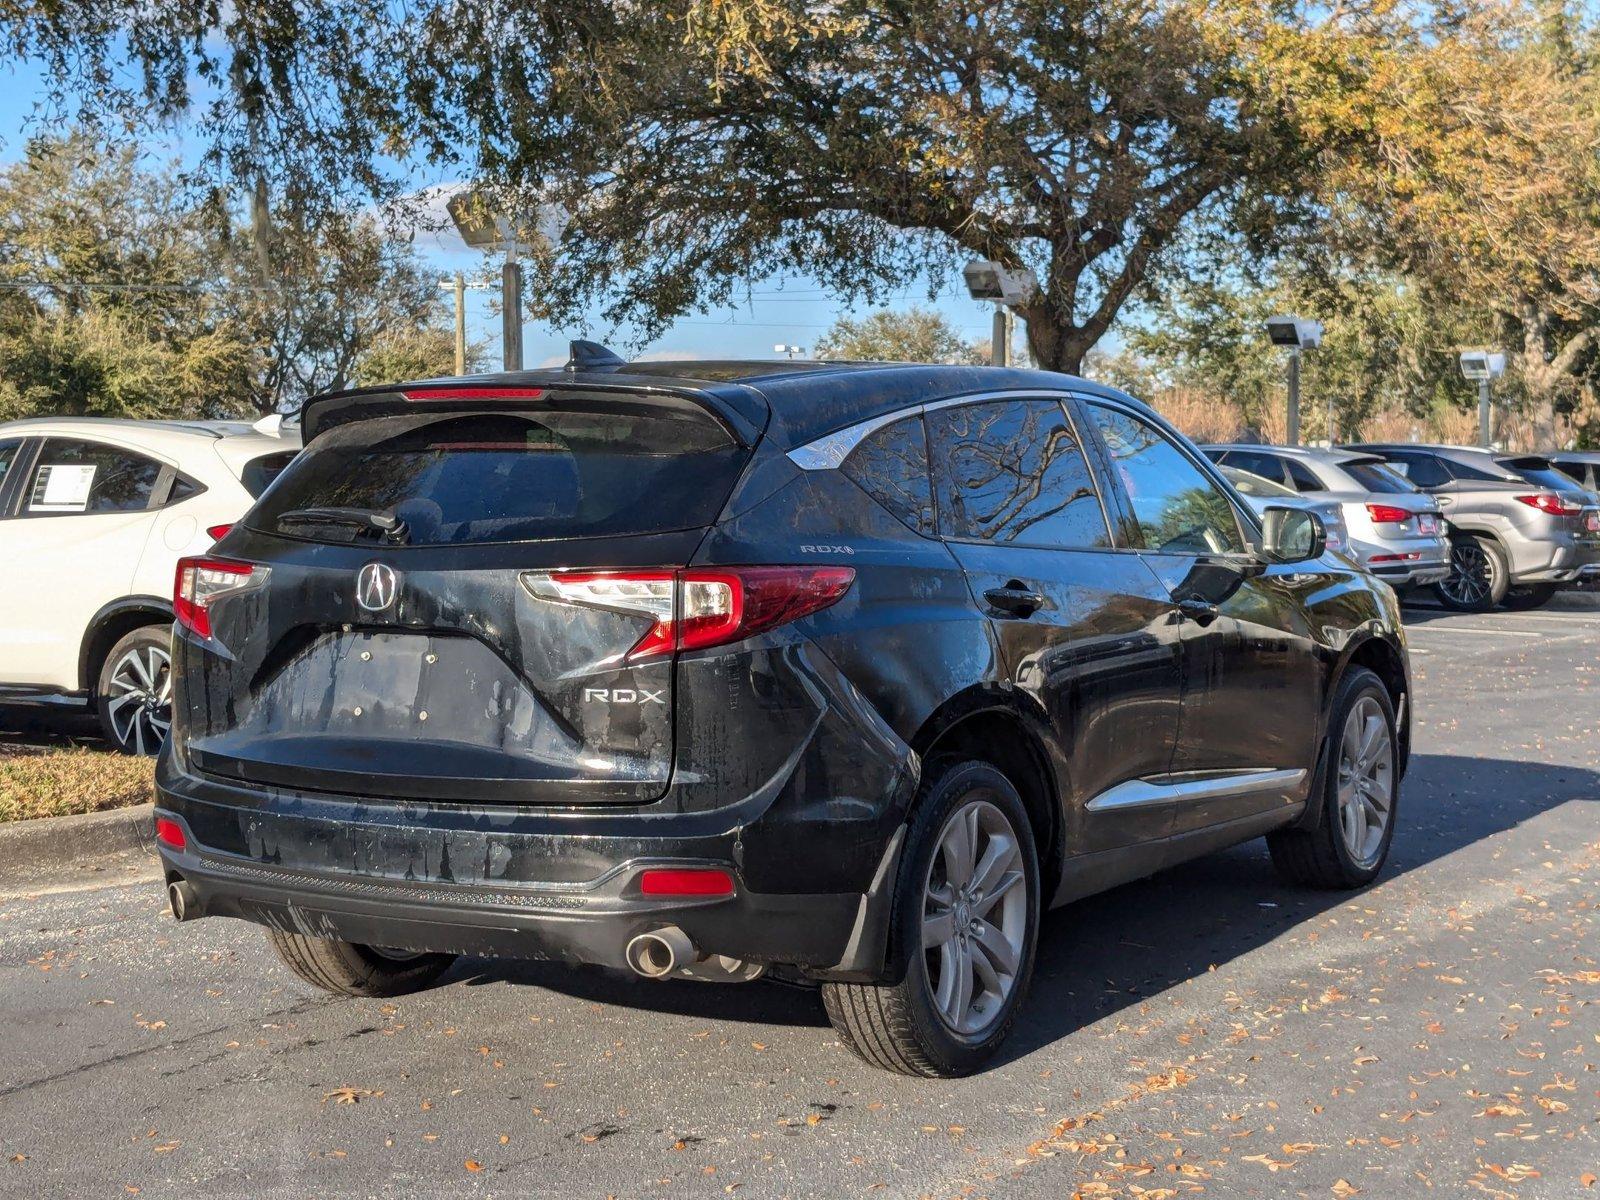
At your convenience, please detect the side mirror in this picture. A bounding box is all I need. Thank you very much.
[1260,506,1326,564]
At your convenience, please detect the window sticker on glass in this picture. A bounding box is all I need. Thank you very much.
[29,464,98,512]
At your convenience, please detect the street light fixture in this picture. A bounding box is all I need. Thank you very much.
[773,344,805,360]
[1459,350,1505,447]
[963,260,1038,367]
[446,189,540,371]
[1265,316,1323,445]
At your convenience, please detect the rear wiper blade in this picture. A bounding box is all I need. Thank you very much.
[275,506,408,541]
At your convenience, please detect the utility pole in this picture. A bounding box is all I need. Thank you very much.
[1477,377,1492,447]
[452,272,467,376]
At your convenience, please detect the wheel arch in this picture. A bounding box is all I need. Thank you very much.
[80,596,175,699]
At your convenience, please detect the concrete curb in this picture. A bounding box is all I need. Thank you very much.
[0,803,157,895]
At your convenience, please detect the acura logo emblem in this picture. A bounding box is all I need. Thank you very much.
[356,562,399,612]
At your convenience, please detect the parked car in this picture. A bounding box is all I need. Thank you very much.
[1546,449,1600,493]
[154,353,1411,1077]
[1216,463,1351,554]
[1203,445,1449,591]
[0,417,301,754]
[1344,443,1600,611]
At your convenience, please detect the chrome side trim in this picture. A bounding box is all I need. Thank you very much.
[786,389,1075,471]
[1085,768,1309,813]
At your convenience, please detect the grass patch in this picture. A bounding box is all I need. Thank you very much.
[0,745,154,823]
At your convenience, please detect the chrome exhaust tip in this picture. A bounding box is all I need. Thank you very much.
[167,879,200,922]
[624,926,696,978]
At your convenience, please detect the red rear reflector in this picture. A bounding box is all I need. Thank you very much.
[1367,552,1422,563]
[155,817,186,851]
[401,387,546,401]
[1516,493,1580,517]
[1365,504,1413,524]
[638,868,735,897]
[175,556,263,639]
[206,524,232,542]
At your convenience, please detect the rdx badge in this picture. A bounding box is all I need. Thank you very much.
[583,688,665,705]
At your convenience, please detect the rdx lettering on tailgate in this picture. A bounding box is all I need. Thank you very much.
[583,687,666,705]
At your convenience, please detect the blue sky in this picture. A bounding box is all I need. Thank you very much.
[0,54,1002,370]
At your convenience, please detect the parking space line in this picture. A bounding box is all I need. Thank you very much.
[1405,626,1547,639]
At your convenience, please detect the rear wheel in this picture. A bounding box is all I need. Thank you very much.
[96,625,172,757]
[1267,667,1398,889]
[265,929,456,997]
[821,760,1039,1077]
[1433,535,1508,612]
[1501,583,1559,611]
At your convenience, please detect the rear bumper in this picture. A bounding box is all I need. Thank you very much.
[152,752,903,981]
[1366,556,1451,587]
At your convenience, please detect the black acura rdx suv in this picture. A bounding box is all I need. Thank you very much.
[155,347,1409,1077]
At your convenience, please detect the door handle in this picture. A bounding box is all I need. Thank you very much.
[984,583,1046,617]
[1436,495,1454,507]
[1175,596,1219,623]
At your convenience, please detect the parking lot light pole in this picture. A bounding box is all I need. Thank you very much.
[1265,316,1323,447]
[1459,350,1506,447]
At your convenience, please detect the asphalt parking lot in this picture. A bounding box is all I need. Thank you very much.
[1,599,1596,1199]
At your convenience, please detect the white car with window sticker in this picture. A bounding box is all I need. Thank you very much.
[0,417,299,755]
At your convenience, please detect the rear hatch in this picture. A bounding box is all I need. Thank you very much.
[1499,456,1600,540]
[179,394,753,804]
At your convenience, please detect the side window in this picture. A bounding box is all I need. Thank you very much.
[1225,449,1290,486]
[1386,452,1451,488]
[24,439,164,516]
[1285,459,1324,492]
[841,416,935,536]
[0,438,20,494]
[926,399,1110,549]
[1084,404,1246,555]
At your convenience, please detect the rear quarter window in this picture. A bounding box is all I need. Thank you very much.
[841,415,935,536]
[1340,461,1416,494]
[249,409,748,545]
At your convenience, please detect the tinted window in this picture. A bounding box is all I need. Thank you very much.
[241,451,298,499]
[250,409,748,546]
[842,415,934,536]
[1340,460,1416,494]
[25,439,164,516]
[1550,459,1589,487]
[1285,459,1324,492]
[1382,451,1451,488]
[927,400,1110,549]
[1222,450,1289,486]
[1085,405,1246,554]
[1448,456,1515,483]
[1222,465,1295,499]
[1499,457,1582,492]
[0,439,19,493]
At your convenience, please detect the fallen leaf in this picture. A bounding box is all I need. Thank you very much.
[464,1159,483,1172]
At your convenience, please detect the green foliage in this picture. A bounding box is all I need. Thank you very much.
[815,308,983,365]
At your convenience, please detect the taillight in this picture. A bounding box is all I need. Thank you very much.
[523,566,855,661]
[174,557,266,638]
[154,817,186,851]
[1366,504,1413,524]
[206,523,232,542]
[1516,493,1580,517]
[638,867,735,896]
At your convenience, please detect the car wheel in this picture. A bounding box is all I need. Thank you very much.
[1501,583,1559,611]
[96,625,173,757]
[1433,535,1508,612]
[1266,666,1398,889]
[265,929,457,997]
[820,760,1040,1078]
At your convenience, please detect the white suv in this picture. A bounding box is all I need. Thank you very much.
[0,417,300,754]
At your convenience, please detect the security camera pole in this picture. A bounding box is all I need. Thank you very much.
[1458,350,1506,447]
[964,260,1039,368]
[1265,316,1323,446]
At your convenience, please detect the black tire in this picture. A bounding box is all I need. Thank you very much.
[820,759,1040,1078]
[1267,666,1399,889]
[1433,534,1509,612]
[95,625,173,756]
[265,929,456,997]
[1500,583,1559,611]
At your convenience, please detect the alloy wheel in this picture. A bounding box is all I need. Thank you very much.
[1438,540,1493,608]
[104,644,172,756]
[921,799,1028,1037]
[1336,695,1394,869]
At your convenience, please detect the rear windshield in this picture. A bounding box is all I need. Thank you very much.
[1340,460,1416,495]
[1500,457,1582,492]
[248,409,747,545]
